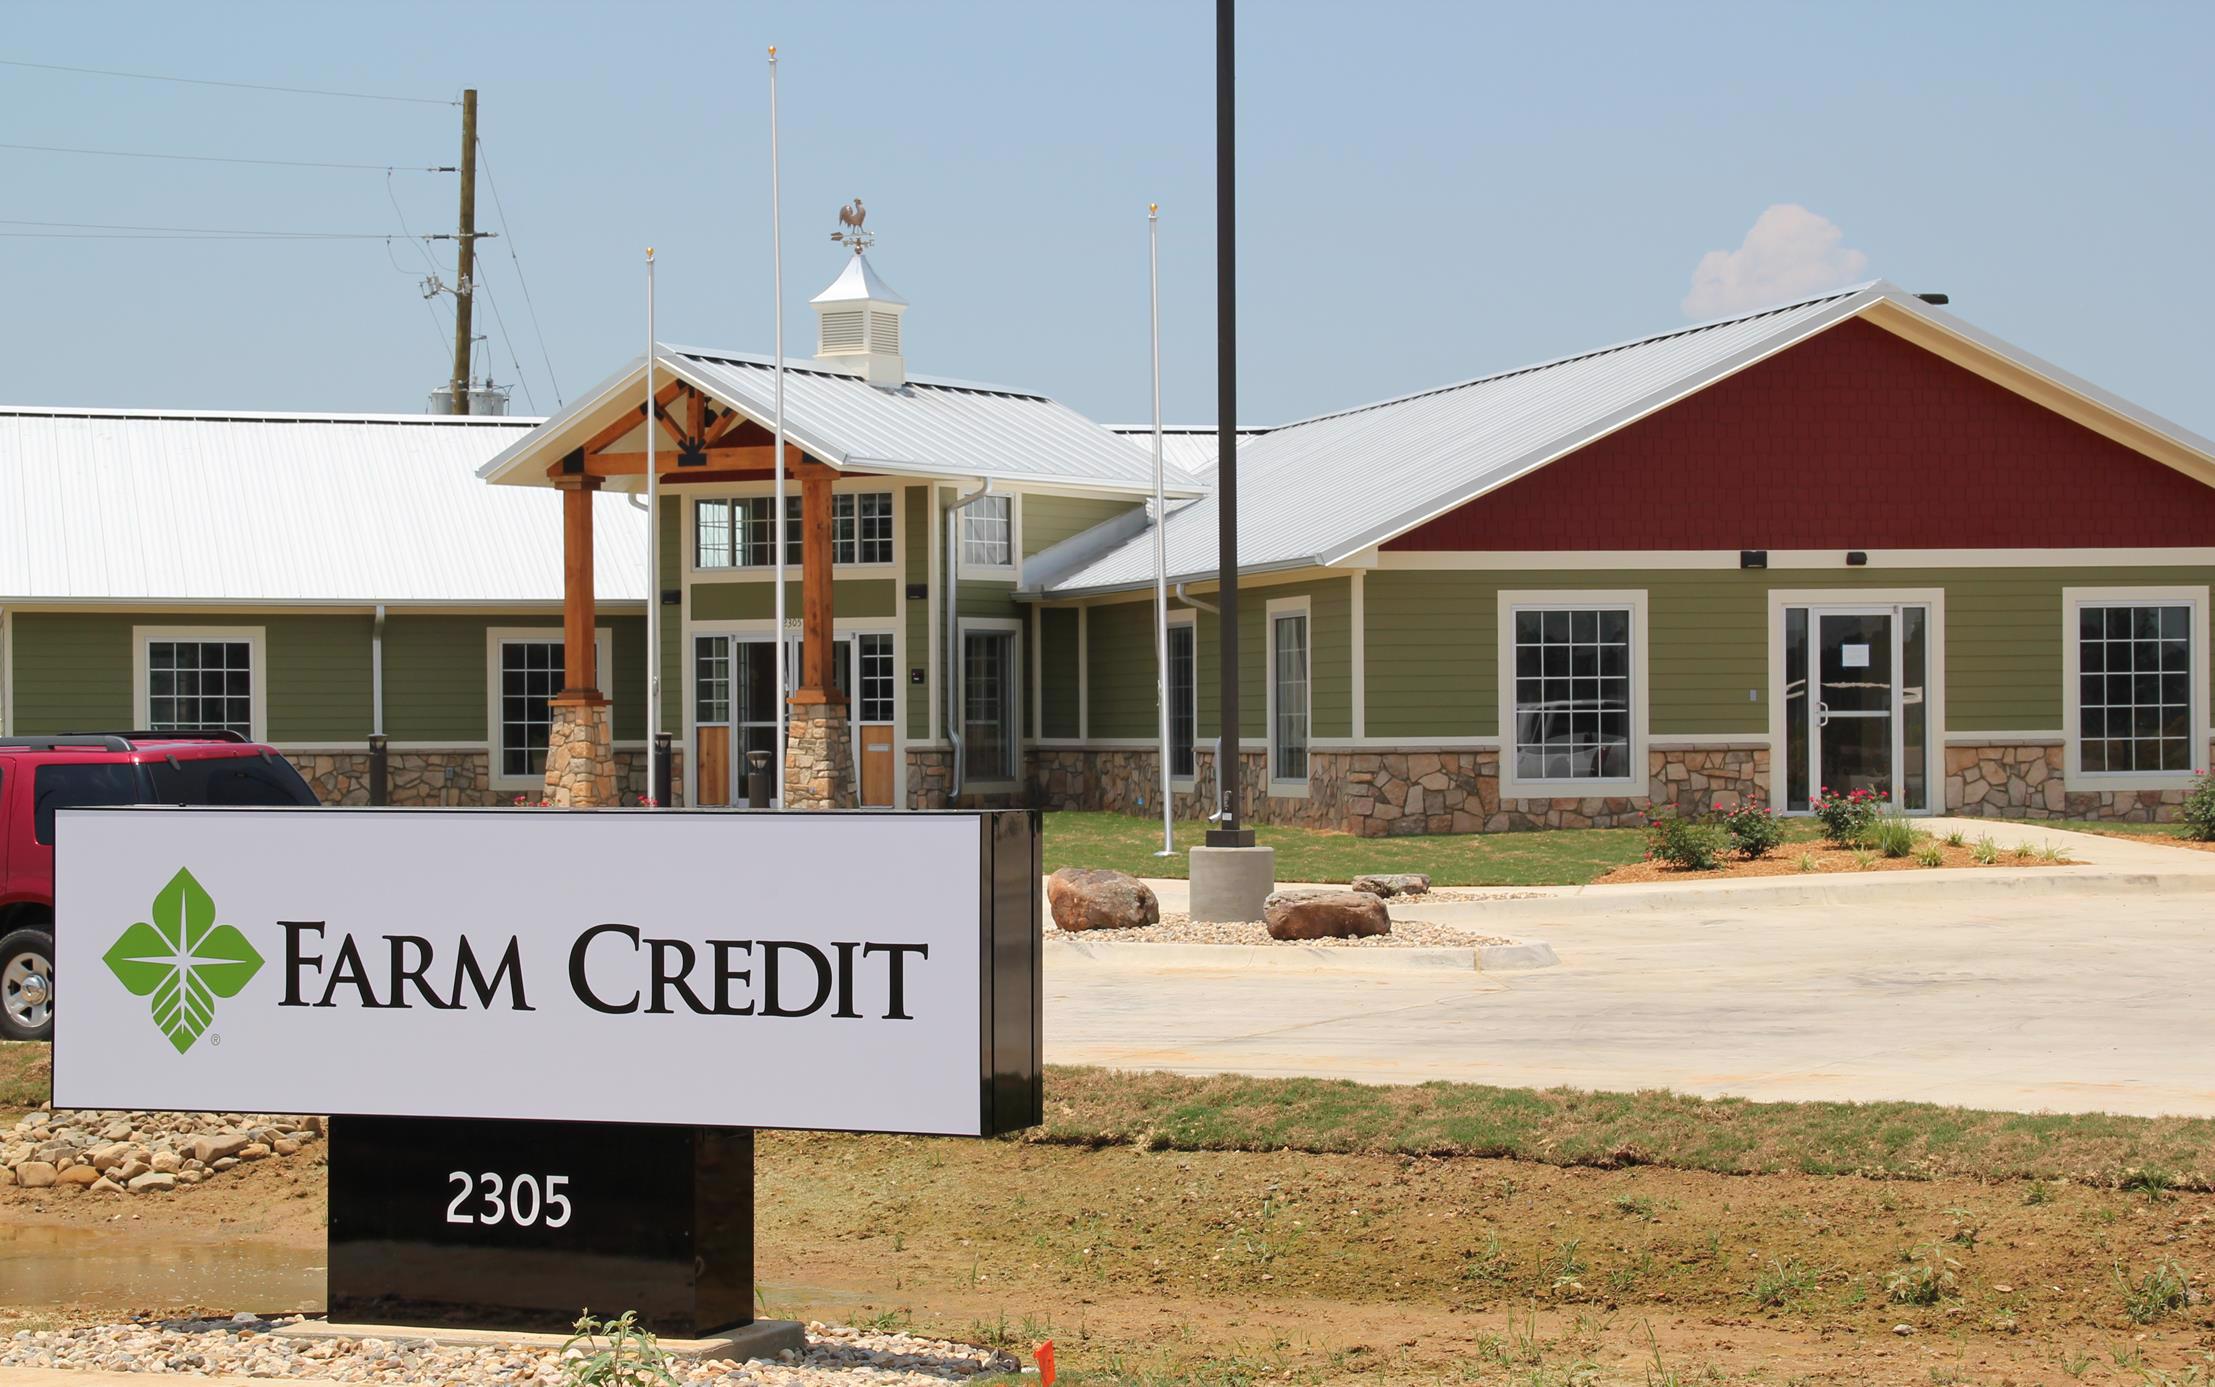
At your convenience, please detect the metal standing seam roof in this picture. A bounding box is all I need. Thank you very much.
[1105,425,1268,475]
[0,408,649,604]
[478,347,1209,498]
[1035,280,2215,596]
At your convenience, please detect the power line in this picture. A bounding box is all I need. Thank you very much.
[474,259,538,414]
[0,58,455,106]
[474,138,562,407]
[0,217,399,240]
[0,140,452,172]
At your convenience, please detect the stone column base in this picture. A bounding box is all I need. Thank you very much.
[542,696,616,807]
[783,698,856,810]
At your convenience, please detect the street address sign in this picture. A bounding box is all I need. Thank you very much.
[56,807,1043,1139]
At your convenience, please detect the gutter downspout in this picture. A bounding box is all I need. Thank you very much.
[371,604,387,738]
[1174,583,1227,822]
[943,477,993,800]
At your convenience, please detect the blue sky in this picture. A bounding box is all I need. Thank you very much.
[4,1,2212,434]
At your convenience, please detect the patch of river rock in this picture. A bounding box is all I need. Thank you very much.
[1045,911,1515,948]
[3,1109,321,1194]
[3,1317,1020,1385]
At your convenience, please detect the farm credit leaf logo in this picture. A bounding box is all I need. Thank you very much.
[102,868,264,1053]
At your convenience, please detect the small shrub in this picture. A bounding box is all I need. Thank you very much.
[1851,848,1878,870]
[1972,835,1999,865]
[1915,845,1944,868]
[2120,1167,2175,1203]
[2115,1260,2189,1324]
[2039,843,2071,864]
[1796,852,1820,873]
[1645,812,1728,871]
[2182,769,2215,841]
[1720,801,1787,859]
[1868,815,1920,857]
[1811,786,1886,845]
[1749,1256,1819,1309]
[1944,829,1966,847]
[560,1312,679,1387]
[1887,1247,1959,1306]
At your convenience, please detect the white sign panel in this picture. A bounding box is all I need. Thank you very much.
[1841,644,1871,668]
[57,809,999,1135]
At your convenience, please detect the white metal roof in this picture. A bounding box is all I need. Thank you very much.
[810,252,907,306]
[479,347,1207,498]
[1105,425,1267,476]
[0,408,649,605]
[1033,281,2215,596]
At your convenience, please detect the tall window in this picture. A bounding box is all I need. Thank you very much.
[1270,611,1309,784]
[834,493,894,565]
[2077,603,2194,773]
[857,633,895,723]
[498,640,565,778]
[961,495,1013,567]
[1168,622,1196,779]
[962,629,1016,780]
[695,636,731,725]
[146,640,254,738]
[1512,606,1632,782]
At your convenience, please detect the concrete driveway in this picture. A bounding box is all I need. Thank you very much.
[1045,823,2215,1116]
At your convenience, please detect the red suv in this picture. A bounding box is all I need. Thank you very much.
[0,732,320,1042]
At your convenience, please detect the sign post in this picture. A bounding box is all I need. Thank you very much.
[56,807,1042,1339]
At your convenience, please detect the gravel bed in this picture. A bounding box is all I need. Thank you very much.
[1046,911,1509,948]
[3,1317,1019,1385]
[4,1109,319,1195]
[1422,888,1558,903]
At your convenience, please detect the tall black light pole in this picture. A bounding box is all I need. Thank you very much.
[1208,0,1253,848]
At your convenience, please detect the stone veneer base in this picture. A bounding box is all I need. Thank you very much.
[288,749,670,808]
[783,700,857,810]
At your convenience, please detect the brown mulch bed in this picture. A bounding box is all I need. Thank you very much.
[1595,837,2077,884]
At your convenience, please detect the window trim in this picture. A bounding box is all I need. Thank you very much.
[132,625,268,743]
[2062,585,2211,792]
[484,626,615,793]
[684,481,902,582]
[1494,590,1650,801]
[1166,608,1199,787]
[1265,595,1312,797]
[955,616,1024,789]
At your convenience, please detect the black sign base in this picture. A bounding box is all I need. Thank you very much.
[329,1116,753,1337]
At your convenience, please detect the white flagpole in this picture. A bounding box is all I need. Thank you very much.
[645,247,660,804]
[769,44,788,809]
[1150,203,1173,858]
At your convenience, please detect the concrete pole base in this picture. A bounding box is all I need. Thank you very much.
[1189,845,1277,922]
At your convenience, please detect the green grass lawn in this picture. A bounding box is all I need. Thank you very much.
[1040,809,1826,886]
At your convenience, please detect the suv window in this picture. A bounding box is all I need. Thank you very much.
[34,763,150,844]
[148,755,318,807]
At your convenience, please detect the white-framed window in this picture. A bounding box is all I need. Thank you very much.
[1496,590,1649,798]
[485,627,614,790]
[695,491,894,570]
[958,618,1022,784]
[1266,596,1310,794]
[1167,612,1197,782]
[133,626,267,742]
[857,632,895,723]
[961,494,1014,569]
[2063,586,2209,791]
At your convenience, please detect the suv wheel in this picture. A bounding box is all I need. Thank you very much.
[0,927,55,1043]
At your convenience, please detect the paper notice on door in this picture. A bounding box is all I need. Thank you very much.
[1841,643,1871,668]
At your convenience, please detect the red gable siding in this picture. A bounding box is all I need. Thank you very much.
[1383,316,2215,551]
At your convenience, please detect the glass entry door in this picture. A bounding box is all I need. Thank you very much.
[1783,604,1931,814]
[694,634,882,807]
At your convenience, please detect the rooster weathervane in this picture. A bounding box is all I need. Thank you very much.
[829,198,873,255]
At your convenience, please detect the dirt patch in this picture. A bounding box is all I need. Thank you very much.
[1595,838,2077,884]
[10,1124,2215,1382]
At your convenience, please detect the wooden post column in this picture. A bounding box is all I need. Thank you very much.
[545,474,616,806]
[556,474,604,701]
[783,460,854,808]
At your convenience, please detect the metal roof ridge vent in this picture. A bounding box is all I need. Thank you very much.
[809,210,907,389]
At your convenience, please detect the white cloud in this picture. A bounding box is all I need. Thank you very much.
[1681,204,1870,318]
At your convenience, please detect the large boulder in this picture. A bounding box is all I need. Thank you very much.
[1351,872,1432,898]
[1263,890,1391,940]
[1047,868,1160,932]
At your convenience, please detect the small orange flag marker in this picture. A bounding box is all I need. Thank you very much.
[1034,1339,1056,1385]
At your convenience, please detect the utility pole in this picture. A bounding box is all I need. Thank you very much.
[447,88,479,414]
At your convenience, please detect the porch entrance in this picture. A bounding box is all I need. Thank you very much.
[692,632,895,807]
[1781,602,1933,814]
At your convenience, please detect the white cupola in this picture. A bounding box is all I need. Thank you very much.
[810,251,908,389]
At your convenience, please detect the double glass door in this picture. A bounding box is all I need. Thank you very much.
[692,633,894,807]
[1783,604,1931,813]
